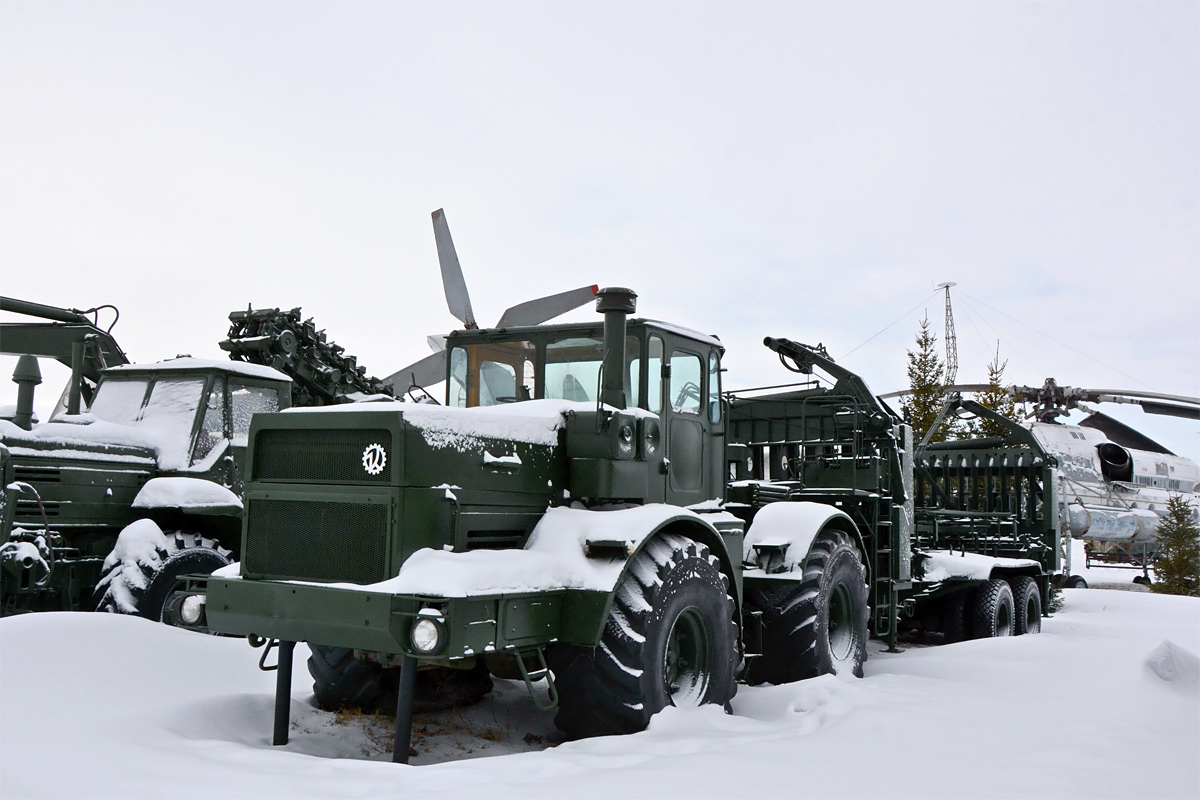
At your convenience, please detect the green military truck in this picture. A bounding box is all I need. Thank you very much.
[0,298,391,619]
[177,287,1064,761]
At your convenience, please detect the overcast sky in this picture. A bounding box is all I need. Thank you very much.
[2,1,1197,458]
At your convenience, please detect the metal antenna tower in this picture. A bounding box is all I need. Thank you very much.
[937,282,958,386]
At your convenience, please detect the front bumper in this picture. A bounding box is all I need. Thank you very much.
[204,577,608,659]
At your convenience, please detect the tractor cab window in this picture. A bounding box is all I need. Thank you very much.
[669,352,703,414]
[88,378,150,425]
[192,377,226,463]
[708,351,721,423]
[647,336,664,414]
[447,341,536,408]
[545,335,641,407]
[230,382,280,444]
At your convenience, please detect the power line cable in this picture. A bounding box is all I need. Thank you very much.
[957,296,1045,378]
[843,289,941,358]
[958,290,1151,388]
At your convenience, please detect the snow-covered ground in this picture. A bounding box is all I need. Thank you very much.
[1,589,1197,799]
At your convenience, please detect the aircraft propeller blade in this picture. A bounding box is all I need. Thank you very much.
[432,209,477,330]
[385,350,447,392]
[495,285,599,329]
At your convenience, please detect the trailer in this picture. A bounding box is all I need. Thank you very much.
[182,287,1062,761]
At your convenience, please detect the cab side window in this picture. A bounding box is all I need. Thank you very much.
[647,336,664,414]
[708,351,721,423]
[669,352,703,414]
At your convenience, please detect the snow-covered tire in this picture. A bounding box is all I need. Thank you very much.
[1009,576,1041,635]
[744,527,869,685]
[969,579,1014,638]
[92,529,231,621]
[548,533,738,739]
[307,645,493,714]
[941,587,971,643]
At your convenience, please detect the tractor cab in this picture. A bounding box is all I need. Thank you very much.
[443,315,727,506]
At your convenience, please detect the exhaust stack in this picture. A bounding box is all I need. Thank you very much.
[595,287,637,410]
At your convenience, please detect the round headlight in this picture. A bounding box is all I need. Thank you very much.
[619,424,634,444]
[411,617,443,654]
[181,595,205,625]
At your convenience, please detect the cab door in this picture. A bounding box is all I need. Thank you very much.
[661,342,711,507]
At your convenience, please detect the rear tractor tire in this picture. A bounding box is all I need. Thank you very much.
[744,527,869,685]
[1009,576,1042,635]
[548,532,738,739]
[307,645,493,715]
[969,579,1014,639]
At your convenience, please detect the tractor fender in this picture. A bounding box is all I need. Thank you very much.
[743,501,863,574]
[565,504,741,647]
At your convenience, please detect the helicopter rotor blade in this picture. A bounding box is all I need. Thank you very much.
[427,334,447,352]
[1135,401,1200,420]
[384,350,447,392]
[432,209,477,330]
[495,285,599,329]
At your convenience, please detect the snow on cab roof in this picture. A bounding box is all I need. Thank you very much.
[106,357,290,382]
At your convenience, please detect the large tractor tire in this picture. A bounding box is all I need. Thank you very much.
[307,645,493,715]
[744,527,869,685]
[93,531,231,622]
[1009,576,1042,635]
[941,587,972,644]
[969,579,1014,639]
[548,532,738,739]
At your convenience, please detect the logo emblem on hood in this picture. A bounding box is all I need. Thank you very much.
[362,443,387,475]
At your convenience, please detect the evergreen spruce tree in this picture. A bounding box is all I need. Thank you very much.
[1151,495,1200,597]
[967,343,1021,438]
[901,314,952,443]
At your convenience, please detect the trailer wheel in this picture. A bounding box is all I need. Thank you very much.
[548,532,738,738]
[969,579,1014,638]
[92,531,231,622]
[744,527,869,685]
[941,588,971,643]
[1009,576,1041,635]
[307,646,493,714]
[1064,575,1088,589]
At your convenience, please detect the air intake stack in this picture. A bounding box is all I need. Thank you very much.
[595,287,637,410]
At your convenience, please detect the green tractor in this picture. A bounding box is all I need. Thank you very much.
[183,279,1062,761]
[0,297,393,619]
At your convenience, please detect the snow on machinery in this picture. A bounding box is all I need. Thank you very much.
[0,296,399,618]
[182,280,1064,763]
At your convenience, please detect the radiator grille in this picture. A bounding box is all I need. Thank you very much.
[253,428,392,483]
[243,498,390,583]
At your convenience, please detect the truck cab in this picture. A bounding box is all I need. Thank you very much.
[442,317,726,506]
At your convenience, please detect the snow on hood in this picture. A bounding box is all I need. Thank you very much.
[918,550,1041,582]
[285,399,658,451]
[132,477,242,511]
[106,357,289,382]
[0,417,159,465]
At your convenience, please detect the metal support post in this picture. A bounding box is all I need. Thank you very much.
[392,655,418,764]
[272,640,295,746]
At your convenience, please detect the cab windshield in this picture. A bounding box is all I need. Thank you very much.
[448,335,641,408]
[89,376,207,449]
